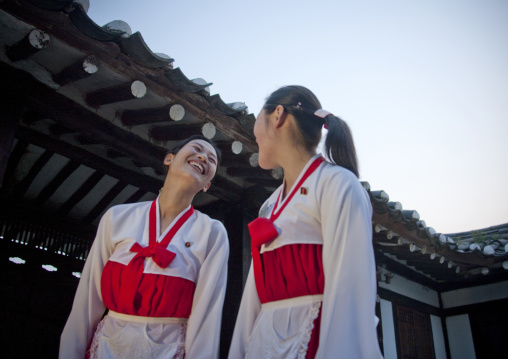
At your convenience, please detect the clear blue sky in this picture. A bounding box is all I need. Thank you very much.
[87,0,508,234]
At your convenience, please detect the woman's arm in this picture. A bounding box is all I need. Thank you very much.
[316,170,382,359]
[59,209,115,359]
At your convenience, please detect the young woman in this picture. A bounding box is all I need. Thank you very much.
[60,135,229,359]
[229,86,382,358]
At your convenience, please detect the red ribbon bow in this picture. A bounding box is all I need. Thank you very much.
[129,242,176,269]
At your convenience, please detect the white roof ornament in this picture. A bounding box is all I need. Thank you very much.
[470,243,482,251]
[201,123,216,139]
[103,20,132,38]
[169,104,185,121]
[249,153,259,167]
[483,245,495,255]
[232,141,243,155]
[229,102,248,113]
[271,167,284,180]
[192,78,211,95]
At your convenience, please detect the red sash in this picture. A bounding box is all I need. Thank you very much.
[248,156,324,303]
[118,199,194,313]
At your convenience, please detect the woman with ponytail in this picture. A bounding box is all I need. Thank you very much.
[229,86,382,358]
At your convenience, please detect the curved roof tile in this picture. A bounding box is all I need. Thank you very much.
[117,32,174,69]
[208,94,246,116]
[165,68,213,93]
[67,4,126,42]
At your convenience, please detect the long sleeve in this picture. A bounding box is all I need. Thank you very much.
[185,222,230,359]
[316,171,383,359]
[228,263,262,359]
[59,209,115,359]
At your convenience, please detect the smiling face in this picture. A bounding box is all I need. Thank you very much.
[164,139,218,193]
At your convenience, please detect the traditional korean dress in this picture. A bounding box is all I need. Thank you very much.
[229,155,382,359]
[60,197,229,359]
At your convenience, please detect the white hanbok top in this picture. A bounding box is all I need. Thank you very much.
[60,198,229,359]
[229,155,382,359]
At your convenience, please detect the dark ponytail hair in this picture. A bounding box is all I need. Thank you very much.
[263,85,359,177]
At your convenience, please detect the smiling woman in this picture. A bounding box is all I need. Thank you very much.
[60,135,229,359]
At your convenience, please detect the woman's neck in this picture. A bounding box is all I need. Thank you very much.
[280,148,315,198]
[158,181,194,234]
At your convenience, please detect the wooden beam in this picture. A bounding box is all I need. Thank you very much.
[124,189,147,204]
[219,152,260,169]
[6,29,50,62]
[33,160,81,207]
[374,250,439,290]
[16,126,162,193]
[150,123,205,141]
[13,150,54,198]
[120,104,193,126]
[120,106,172,126]
[85,80,147,107]
[208,175,242,203]
[57,171,103,217]
[82,180,129,224]
[0,139,29,194]
[52,55,99,86]
[15,71,167,169]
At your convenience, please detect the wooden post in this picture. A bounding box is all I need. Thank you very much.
[52,55,99,85]
[85,80,146,107]
[6,29,50,62]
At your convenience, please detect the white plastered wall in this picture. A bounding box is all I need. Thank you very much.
[446,314,476,359]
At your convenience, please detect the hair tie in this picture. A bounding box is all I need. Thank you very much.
[314,109,333,118]
[314,109,332,129]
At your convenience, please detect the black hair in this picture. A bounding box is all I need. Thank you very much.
[263,85,359,177]
[164,135,222,172]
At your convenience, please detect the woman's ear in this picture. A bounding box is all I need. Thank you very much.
[274,105,287,129]
[164,154,174,165]
[202,182,211,193]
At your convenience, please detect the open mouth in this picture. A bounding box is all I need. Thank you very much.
[188,160,204,174]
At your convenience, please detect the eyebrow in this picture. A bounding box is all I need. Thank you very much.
[193,143,217,162]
